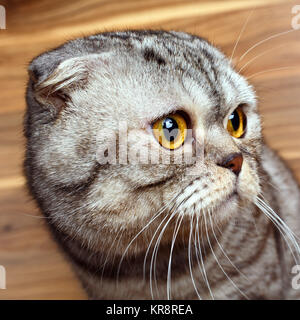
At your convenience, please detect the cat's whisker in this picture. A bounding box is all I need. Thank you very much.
[143,196,182,283]
[259,196,300,248]
[117,212,164,286]
[22,213,51,219]
[258,195,300,242]
[256,200,298,265]
[194,215,205,282]
[167,213,184,300]
[208,211,248,281]
[230,7,255,63]
[100,228,125,285]
[263,177,281,193]
[246,66,295,80]
[117,193,179,285]
[143,209,172,283]
[255,196,300,265]
[200,215,208,258]
[205,209,249,299]
[195,214,214,299]
[239,29,298,62]
[111,228,126,265]
[150,207,178,299]
[188,213,202,299]
[147,192,195,296]
[238,44,285,74]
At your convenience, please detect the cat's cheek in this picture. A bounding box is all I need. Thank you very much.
[237,161,260,202]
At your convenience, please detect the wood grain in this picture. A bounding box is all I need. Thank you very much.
[0,0,299,299]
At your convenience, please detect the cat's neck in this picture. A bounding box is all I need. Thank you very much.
[54,203,276,299]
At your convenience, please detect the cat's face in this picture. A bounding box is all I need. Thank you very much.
[25,31,262,258]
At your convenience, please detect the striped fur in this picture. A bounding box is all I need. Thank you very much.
[24,30,300,299]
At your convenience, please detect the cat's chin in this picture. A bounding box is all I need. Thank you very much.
[208,191,240,224]
[176,191,240,222]
[216,191,238,210]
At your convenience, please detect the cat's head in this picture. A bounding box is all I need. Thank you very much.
[25,31,261,258]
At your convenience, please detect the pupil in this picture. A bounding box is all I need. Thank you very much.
[163,117,179,142]
[230,110,240,131]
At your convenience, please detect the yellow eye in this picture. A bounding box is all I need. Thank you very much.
[152,113,188,150]
[227,106,246,138]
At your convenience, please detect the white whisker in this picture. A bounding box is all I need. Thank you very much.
[196,214,214,299]
[258,196,300,242]
[246,66,294,80]
[150,208,178,299]
[194,216,205,282]
[239,29,298,62]
[255,196,300,265]
[143,210,172,283]
[22,213,50,219]
[204,209,249,299]
[167,213,184,300]
[208,211,248,281]
[230,8,255,63]
[238,44,285,73]
[117,193,179,285]
[101,228,124,284]
[188,213,202,299]
[256,201,298,264]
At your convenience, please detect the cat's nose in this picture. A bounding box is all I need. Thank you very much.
[218,153,243,176]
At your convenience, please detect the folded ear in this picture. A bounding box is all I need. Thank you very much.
[28,53,110,110]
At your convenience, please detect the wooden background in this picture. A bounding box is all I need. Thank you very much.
[0,0,299,299]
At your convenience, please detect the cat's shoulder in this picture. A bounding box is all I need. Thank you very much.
[261,143,299,191]
[261,143,300,228]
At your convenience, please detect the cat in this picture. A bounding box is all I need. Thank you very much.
[24,30,300,299]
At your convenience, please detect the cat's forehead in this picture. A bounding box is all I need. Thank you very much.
[31,30,256,127]
[85,32,255,124]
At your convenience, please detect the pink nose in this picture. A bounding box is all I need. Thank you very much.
[218,153,243,176]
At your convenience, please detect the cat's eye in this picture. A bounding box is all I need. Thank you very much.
[227,106,246,138]
[152,113,188,150]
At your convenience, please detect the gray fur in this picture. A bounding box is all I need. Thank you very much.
[24,30,300,299]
